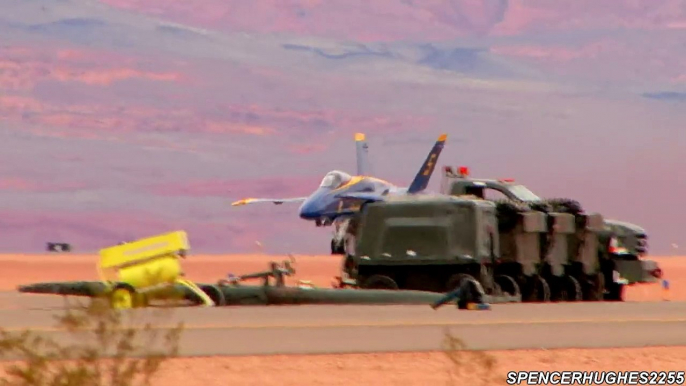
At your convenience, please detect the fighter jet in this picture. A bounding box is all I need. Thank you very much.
[231,132,447,254]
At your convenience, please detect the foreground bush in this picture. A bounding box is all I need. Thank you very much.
[0,296,184,386]
[442,328,504,385]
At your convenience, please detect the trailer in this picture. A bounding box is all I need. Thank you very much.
[17,253,521,308]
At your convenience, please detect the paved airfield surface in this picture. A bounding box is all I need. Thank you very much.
[1,292,685,356]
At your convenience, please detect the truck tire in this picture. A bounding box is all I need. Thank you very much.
[562,275,582,301]
[583,272,605,301]
[495,275,520,297]
[605,282,625,301]
[525,275,551,302]
[362,275,399,290]
[446,273,477,292]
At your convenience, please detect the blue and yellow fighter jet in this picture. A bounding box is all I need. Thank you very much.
[231,132,448,254]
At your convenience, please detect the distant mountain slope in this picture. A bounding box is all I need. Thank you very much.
[99,0,686,40]
[0,0,684,254]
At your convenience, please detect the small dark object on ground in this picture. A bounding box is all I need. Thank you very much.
[46,242,71,252]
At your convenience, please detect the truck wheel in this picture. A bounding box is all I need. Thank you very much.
[558,275,582,301]
[446,273,477,292]
[491,283,503,296]
[362,275,399,290]
[526,275,551,302]
[605,282,625,301]
[495,275,520,297]
[583,273,605,301]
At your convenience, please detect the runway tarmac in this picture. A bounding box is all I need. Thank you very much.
[1,293,685,356]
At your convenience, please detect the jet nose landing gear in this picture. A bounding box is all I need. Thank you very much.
[331,238,346,255]
[316,218,333,227]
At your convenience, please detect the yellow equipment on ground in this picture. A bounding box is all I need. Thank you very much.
[97,230,214,309]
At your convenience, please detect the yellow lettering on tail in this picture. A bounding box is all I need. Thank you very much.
[423,154,437,176]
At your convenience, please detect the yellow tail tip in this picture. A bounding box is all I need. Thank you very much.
[438,134,447,141]
[231,199,250,206]
[355,133,366,141]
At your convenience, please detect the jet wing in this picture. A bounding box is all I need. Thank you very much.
[334,192,386,202]
[231,197,308,206]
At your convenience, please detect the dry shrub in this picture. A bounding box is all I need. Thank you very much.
[0,295,184,386]
[442,328,504,385]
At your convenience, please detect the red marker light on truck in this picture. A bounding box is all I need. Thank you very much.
[500,178,515,183]
[458,166,469,176]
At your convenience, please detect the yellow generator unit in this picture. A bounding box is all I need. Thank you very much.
[98,230,214,309]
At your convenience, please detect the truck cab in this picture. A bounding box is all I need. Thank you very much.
[440,166,542,203]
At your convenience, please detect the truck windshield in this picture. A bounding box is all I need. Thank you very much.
[508,185,541,201]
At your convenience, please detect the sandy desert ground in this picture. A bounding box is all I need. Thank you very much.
[0,254,682,300]
[0,254,684,385]
[155,347,686,386]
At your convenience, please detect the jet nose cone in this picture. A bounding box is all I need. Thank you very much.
[299,189,331,221]
[299,200,319,220]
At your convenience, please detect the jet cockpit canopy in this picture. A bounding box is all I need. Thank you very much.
[319,170,352,189]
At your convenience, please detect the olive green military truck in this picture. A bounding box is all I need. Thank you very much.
[438,166,662,288]
[341,182,659,302]
[344,195,501,295]
[342,194,616,302]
